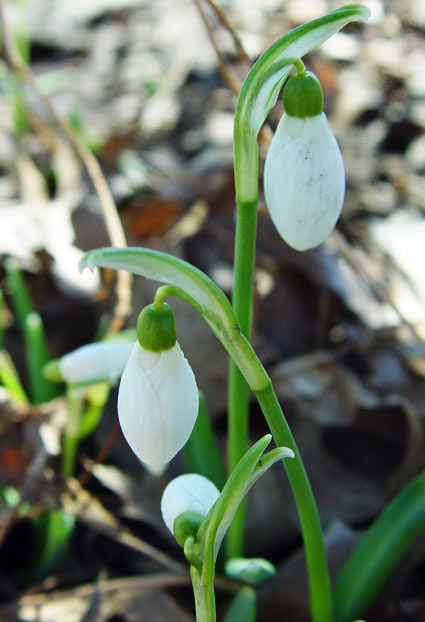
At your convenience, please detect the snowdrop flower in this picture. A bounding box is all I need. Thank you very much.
[118,302,199,470]
[57,340,133,384]
[161,473,220,540]
[264,69,345,251]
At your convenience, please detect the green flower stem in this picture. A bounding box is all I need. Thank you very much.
[254,382,332,622]
[62,387,83,477]
[227,198,258,558]
[227,42,261,559]
[293,58,307,75]
[191,565,216,622]
[153,281,331,620]
[227,7,371,557]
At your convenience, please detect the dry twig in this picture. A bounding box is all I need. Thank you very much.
[192,0,242,96]
[205,0,252,64]
[193,0,273,145]
[0,0,132,335]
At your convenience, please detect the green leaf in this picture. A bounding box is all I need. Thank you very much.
[24,510,75,585]
[24,312,60,404]
[333,469,425,622]
[4,258,35,334]
[238,4,370,133]
[81,247,233,335]
[79,382,109,439]
[224,587,257,622]
[0,350,28,404]
[80,247,269,390]
[183,392,226,489]
[197,435,294,566]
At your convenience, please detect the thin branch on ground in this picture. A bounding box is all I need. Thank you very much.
[205,0,252,64]
[0,0,132,335]
[65,477,185,574]
[77,422,121,487]
[193,0,273,146]
[193,0,242,96]
[0,574,191,615]
[0,570,240,616]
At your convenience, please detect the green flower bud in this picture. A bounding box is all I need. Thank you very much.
[137,302,176,352]
[283,70,323,118]
[225,557,276,585]
[173,510,204,548]
[43,359,63,382]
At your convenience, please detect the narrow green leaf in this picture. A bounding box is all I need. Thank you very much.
[197,436,293,567]
[224,587,257,622]
[62,387,83,477]
[80,247,269,390]
[24,312,59,404]
[5,258,35,334]
[182,392,226,489]
[0,289,5,349]
[333,469,425,622]
[0,350,29,404]
[79,382,109,439]
[81,247,234,335]
[238,4,370,133]
[24,510,75,585]
[12,0,31,65]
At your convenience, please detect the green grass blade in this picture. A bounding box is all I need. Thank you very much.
[0,350,28,403]
[79,382,109,439]
[24,312,59,404]
[62,387,83,477]
[333,469,425,622]
[182,392,226,489]
[5,259,35,334]
[24,510,75,585]
[224,587,257,622]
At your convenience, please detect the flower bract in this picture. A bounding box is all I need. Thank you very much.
[161,473,220,535]
[117,341,199,468]
[264,112,345,251]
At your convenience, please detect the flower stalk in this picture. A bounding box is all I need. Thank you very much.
[228,1,370,573]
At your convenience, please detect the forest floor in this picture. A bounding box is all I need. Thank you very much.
[0,0,425,621]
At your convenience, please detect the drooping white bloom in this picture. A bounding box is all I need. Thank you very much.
[161,473,220,535]
[117,341,199,469]
[59,340,133,384]
[264,112,345,251]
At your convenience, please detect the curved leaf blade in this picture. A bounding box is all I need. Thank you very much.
[333,469,425,622]
[80,247,269,390]
[81,246,235,334]
[237,4,371,134]
[197,435,294,566]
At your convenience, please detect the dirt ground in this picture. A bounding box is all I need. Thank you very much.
[0,0,425,620]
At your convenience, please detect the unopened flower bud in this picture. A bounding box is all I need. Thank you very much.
[56,340,133,384]
[118,304,199,469]
[264,68,345,251]
[161,473,220,538]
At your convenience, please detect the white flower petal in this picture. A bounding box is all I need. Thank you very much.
[59,340,133,384]
[117,341,199,468]
[264,112,345,251]
[161,473,220,534]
